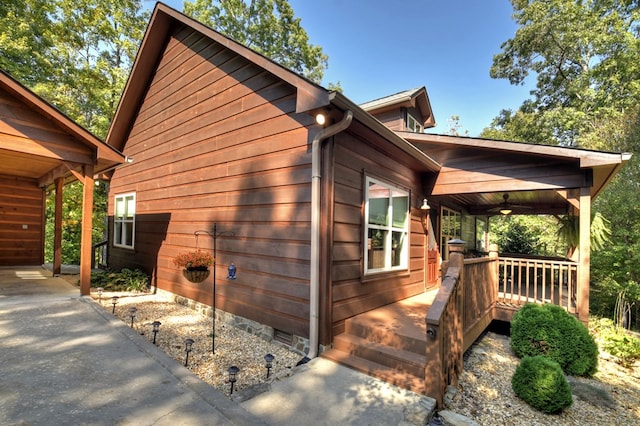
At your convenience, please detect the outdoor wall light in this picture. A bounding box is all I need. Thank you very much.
[151,321,161,345]
[128,307,137,328]
[228,366,240,395]
[315,112,327,126]
[420,198,431,235]
[111,296,119,314]
[264,353,274,379]
[184,338,195,366]
[227,263,237,280]
[97,287,103,304]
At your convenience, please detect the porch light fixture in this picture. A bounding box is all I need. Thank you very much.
[111,296,119,314]
[228,366,240,395]
[128,307,137,328]
[151,321,161,345]
[264,353,274,379]
[184,338,195,366]
[315,112,327,126]
[420,198,431,235]
[227,263,236,280]
[500,207,513,215]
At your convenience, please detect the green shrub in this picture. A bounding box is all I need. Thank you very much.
[512,356,573,414]
[91,268,149,292]
[511,303,598,376]
[593,318,640,368]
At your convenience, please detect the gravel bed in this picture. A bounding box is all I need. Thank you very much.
[446,332,640,425]
[92,291,303,396]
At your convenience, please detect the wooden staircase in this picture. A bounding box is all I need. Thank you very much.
[321,291,436,395]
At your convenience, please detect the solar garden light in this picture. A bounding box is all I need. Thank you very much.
[96,287,103,304]
[228,366,240,395]
[111,296,119,314]
[151,321,161,345]
[128,307,137,328]
[184,338,195,367]
[264,353,274,379]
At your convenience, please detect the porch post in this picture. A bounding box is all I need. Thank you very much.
[577,186,591,325]
[53,177,63,276]
[79,164,94,296]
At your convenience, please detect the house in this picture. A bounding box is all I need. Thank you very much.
[0,69,125,293]
[104,3,630,402]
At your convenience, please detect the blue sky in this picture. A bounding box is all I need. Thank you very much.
[154,0,535,136]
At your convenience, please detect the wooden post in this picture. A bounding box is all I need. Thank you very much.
[489,243,499,304]
[578,187,591,325]
[79,165,94,296]
[53,177,63,276]
[448,239,465,388]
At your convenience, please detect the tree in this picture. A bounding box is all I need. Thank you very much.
[488,0,640,326]
[183,0,328,83]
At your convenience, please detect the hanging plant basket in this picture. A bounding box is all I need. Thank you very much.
[182,268,210,283]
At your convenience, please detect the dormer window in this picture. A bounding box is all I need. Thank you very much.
[407,113,423,133]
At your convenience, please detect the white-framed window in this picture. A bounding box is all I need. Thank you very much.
[114,193,136,249]
[407,113,423,133]
[440,206,461,260]
[364,177,409,274]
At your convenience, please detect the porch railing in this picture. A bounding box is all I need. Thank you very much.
[498,255,578,314]
[462,253,498,350]
[92,240,108,269]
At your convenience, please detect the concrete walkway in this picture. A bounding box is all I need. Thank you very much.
[0,266,436,425]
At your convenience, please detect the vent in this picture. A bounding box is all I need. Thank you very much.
[274,329,293,346]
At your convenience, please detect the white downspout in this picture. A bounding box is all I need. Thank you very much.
[308,110,353,360]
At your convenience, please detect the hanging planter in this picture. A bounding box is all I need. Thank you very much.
[173,250,213,283]
[182,267,210,283]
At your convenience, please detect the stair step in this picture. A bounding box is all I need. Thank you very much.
[321,348,425,395]
[345,316,427,354]
[333,333,426,378]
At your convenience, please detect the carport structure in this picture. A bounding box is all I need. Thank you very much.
[0,70,124,294]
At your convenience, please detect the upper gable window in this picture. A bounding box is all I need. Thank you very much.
[364,177,409,274]
[114,193,136,249]
[407,113,423,133]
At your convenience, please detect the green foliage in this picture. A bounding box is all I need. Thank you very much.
[511,356,573,414]
[183,0,328,83]
[91,268,149,292]
[592,317,640,368]
[490,215,564,256]
[511,303,598,377]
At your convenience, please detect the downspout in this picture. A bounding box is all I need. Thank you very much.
[307,110,353,361]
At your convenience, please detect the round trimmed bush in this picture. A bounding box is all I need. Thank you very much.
[510,303,598,377]
[512,356,573,414]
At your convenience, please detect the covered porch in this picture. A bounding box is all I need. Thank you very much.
[0,70,125,294]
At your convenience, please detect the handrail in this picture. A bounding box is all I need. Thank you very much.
[92,240,108,269]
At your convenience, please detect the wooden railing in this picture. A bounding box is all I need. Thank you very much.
[424,240,465,408]
[462,253,498,351]
[92,240,108,269]
[498,255,578,314]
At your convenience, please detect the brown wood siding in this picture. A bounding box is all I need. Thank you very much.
[108,25,315,339]
[0,175,43,265]
[369,109,404,131]
[328,130,428,338]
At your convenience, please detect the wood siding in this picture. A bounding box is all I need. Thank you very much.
[0,175,43,265]
[328,126,430,339]
[108,25,315,338]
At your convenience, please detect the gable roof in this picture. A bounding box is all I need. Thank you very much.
[360,87,436,129]
[0,69,125,186]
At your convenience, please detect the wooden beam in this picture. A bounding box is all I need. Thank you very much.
[53,177,63,275]
[578,186,591,325]
[555,189,580,210]
[38,161,83,187]
[79,164,94,296]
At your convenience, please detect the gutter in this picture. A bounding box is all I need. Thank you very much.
[305,109,353,361]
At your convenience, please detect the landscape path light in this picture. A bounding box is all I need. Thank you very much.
[184,338,195,366]
[228,366,240,395]
[97,287,103,304]
[128,307,137,328]
[151,321,161,345]
[111,296,119,314]
[264,353,274,379]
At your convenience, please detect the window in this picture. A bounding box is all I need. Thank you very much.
[114,193,135,249]
[407,113,423,133]
[440,207,461,260]
[364,177,409,273]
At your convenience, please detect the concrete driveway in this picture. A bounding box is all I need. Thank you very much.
[0,266,264,425]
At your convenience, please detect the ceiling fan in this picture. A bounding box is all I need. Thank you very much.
[488,193,530,215]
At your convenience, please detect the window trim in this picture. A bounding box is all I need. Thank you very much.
[363,176,410,275]
[113,192,136,249]
[440,206,461,260]
[406,113,423,133]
